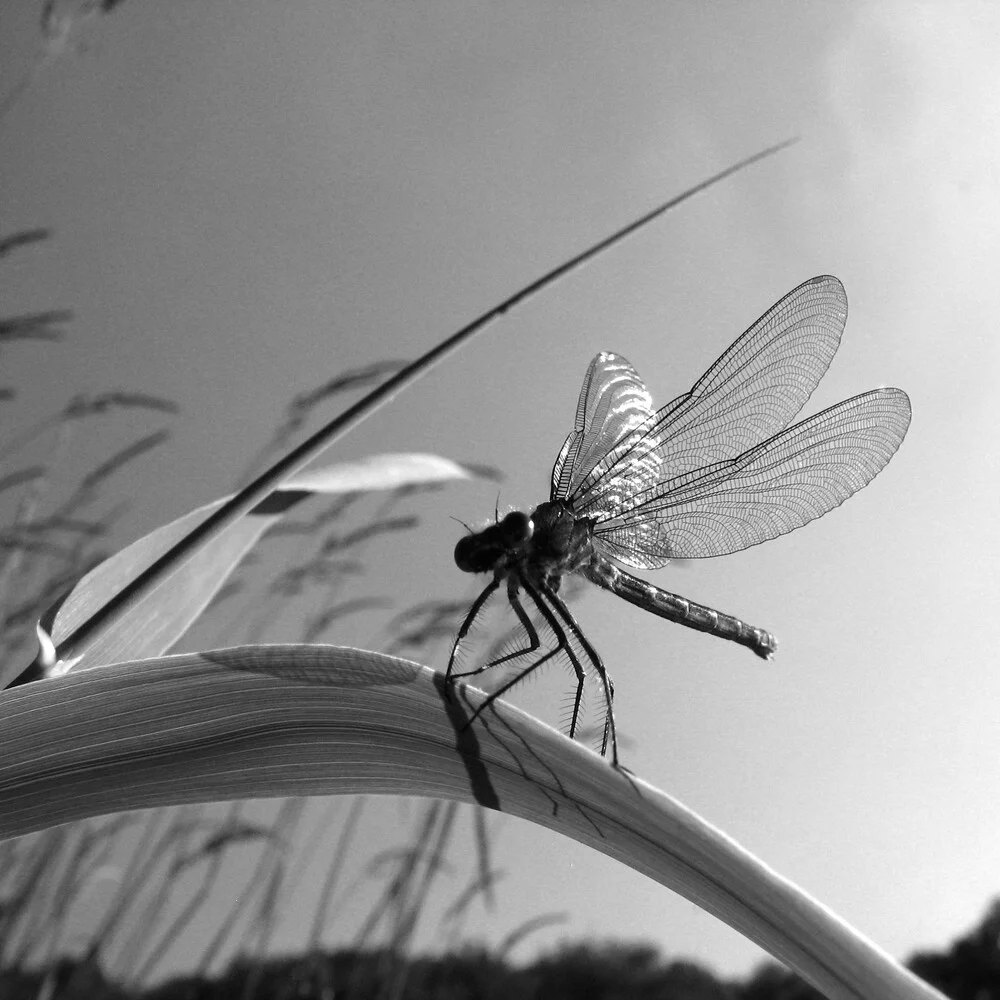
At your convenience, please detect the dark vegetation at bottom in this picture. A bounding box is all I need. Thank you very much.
[3,898,998,1000]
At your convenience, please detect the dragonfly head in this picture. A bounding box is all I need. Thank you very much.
[454,511,533,573]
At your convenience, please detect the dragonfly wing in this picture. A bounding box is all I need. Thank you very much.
[569,276,849,524]
[593,387,911,563]
[550,352,661,501]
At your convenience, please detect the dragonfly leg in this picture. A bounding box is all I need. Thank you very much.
[445,576,501,694]
[482,579,545,670]
[535,580,619,767]
[518,580,587,744]
[453,580,599,760]
[456,576,588,741]
[448,578,546,685]
[461,634,567,736]
[448,575,618,766]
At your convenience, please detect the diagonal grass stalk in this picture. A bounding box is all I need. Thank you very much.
[31,139,796,678]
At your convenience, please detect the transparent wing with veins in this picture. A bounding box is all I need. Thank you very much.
[551,352,660,502]
[597,387,911,562]
[556,276,849,520]
[546,276,911,569]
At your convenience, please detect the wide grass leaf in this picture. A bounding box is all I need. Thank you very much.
[0,644,943,1000]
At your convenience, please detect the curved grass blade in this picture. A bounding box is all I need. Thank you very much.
[0,644,944,1000]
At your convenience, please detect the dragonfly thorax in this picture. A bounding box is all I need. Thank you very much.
[523,500,597,580]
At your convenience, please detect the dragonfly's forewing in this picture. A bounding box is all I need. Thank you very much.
[594,387,911,562]
[644,275,849,478]
[551,352,658,502]
[563,277,850,555]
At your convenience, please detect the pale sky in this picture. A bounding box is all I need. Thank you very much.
[3,0,999,982]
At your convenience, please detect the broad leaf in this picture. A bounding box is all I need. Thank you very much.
[0,645,942,1000]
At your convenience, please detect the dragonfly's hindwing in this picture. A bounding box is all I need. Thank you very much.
[594,386,911,561]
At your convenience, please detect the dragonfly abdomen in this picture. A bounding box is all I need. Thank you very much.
[585,558,776,660]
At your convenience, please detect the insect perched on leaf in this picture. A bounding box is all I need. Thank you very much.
[446,276,910,766]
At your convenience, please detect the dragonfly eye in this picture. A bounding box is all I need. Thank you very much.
[499,511,533,544]
[453,534,481,573]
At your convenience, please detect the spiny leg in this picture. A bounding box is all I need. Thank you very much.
[459,576,584,734]
[445,577,501,689]
[537,580,618,767]
[449,576,615,765]
[480,579,544,671]
[520,579,588,743]
[448,578,545,685]
[461,628,566,733]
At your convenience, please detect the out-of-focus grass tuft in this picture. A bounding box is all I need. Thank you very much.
[0,226,500,994]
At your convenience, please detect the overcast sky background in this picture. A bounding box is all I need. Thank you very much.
[3,0,999,983]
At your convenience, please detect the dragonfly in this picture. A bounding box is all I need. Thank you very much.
[445,275,910,766]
